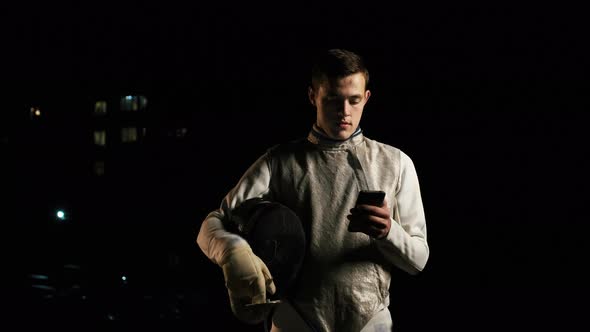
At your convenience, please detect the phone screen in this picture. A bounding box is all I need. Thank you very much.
[356,190,386,206]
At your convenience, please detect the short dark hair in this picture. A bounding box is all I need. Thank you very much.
[310,49,370,91]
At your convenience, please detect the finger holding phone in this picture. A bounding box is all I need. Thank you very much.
[347,190,391,239]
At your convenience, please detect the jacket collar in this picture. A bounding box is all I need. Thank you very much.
[307,124,364,149]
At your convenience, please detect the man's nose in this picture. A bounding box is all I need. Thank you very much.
[337,101,352,116]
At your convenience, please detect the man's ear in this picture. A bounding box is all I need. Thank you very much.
[365,89,371,103]
[308,87,316,106]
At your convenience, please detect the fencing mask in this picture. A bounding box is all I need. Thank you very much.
[230,197,306,298]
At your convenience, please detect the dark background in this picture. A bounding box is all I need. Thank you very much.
[2,2,589,331]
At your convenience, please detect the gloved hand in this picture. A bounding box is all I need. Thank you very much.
[219,243,277,323]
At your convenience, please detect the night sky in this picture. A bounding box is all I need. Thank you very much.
[2,2,589,331]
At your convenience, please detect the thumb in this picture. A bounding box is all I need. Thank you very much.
[257,256,276,296]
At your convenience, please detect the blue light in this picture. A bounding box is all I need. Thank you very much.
[56,210,66,220]
[121,275,127,281]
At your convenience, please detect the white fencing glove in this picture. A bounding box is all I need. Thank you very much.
[219,243,277,323]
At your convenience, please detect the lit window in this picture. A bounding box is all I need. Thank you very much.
[94,160,105,176]
[94,101,107,115]
[29,107,42,119]
[138,96,148,109]
[93,130,106,146]
[120,95,148,111]
[176,128,188,138]
[121,127,138,143]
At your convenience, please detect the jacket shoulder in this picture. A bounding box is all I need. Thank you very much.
[267,137,310,157]
[363,136,402,159]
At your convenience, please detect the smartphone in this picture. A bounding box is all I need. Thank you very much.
[355,190,386,206]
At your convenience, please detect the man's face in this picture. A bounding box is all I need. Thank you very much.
[309,73,371,140]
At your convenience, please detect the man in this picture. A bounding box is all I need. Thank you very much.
[197,49,429,331]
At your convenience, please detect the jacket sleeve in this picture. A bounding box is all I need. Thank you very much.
[376,151,429,275]
[196,152,273,265]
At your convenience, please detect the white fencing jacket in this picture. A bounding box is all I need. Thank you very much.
[197,126,429,331]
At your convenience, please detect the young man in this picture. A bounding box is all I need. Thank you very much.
[197,49,429,331]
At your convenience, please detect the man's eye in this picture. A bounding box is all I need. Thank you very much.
[349,99,361,105]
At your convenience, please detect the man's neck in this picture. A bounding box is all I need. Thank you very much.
[312,123,361,141]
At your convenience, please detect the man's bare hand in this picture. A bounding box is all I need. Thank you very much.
[347,200,391,239]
